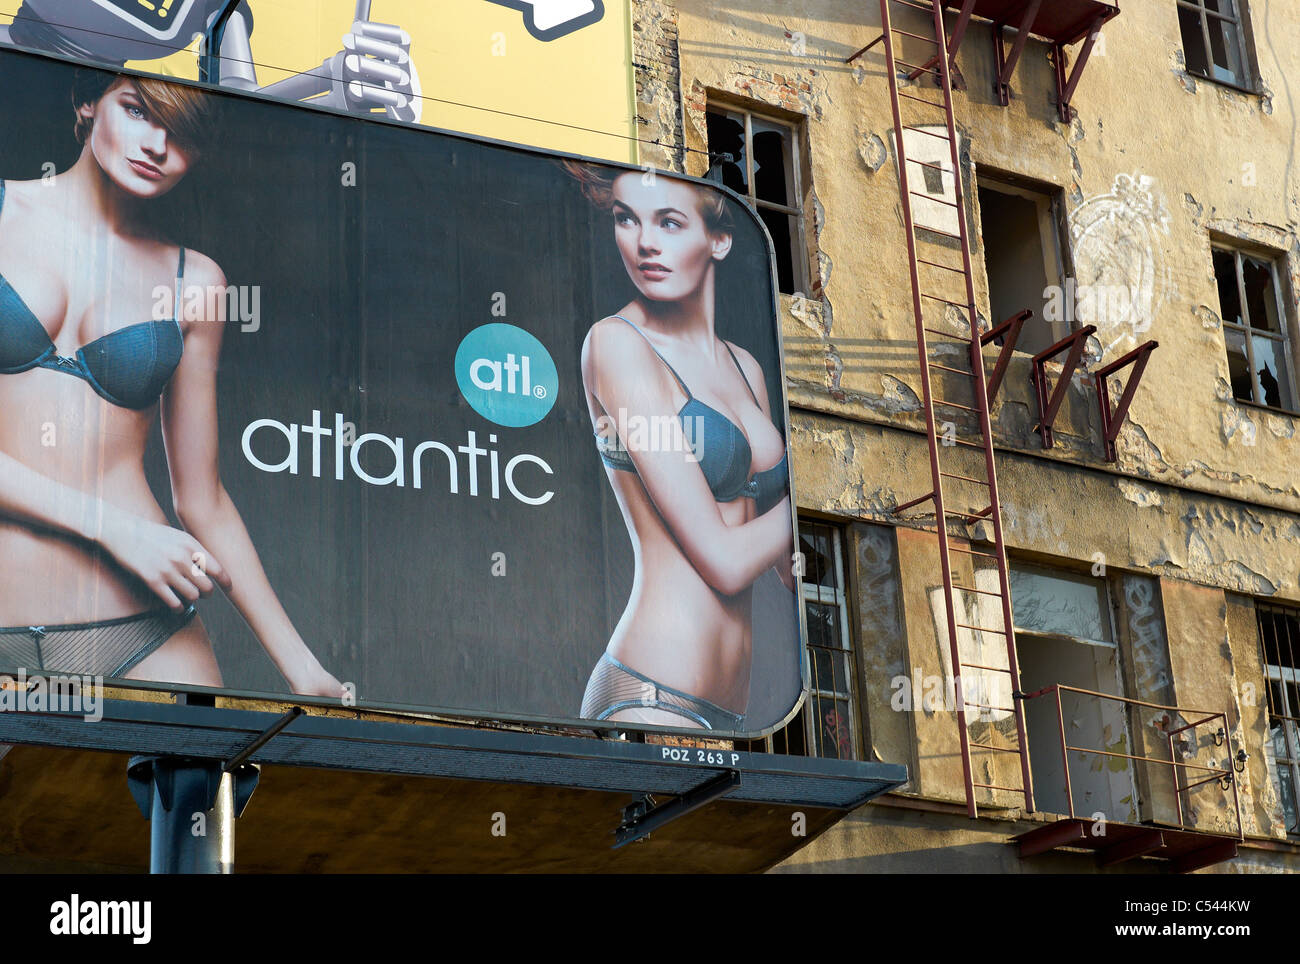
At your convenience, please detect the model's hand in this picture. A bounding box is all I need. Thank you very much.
[334,20,422,122]
[98,513,232,612]
[286,661,347,700]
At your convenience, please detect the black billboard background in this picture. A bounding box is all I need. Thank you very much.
[0,49,801,731]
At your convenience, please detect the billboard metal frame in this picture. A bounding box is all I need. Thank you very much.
[0,43,811,743]
[0,698,907,812]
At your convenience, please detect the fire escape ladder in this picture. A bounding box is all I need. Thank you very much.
[873,0,1034,819]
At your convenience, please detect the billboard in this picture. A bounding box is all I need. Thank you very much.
[0,0,637,161]
[0,48,804,737]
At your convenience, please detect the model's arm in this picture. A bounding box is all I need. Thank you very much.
[160,253,342,698]
[584,319,792,597]
[728,341,798,594]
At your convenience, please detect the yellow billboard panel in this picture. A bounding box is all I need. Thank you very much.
[0,0,636,161]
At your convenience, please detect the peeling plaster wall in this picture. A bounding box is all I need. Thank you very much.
[791,410,1299,606]
[656,0,1300,858]
[671,0,1300,523]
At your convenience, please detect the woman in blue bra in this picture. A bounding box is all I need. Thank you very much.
[0,72,341,695]
[568,164,796,732]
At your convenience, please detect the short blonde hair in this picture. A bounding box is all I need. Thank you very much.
[73,72,213,156]
[562,159,735,233]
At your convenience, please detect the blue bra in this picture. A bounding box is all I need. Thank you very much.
[0,180,185,410]
[596,315,789,514]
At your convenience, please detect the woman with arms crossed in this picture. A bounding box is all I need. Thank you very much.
[0,72,341,695]
[570,164,796,731]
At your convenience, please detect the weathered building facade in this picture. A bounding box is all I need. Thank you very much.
[635,0,1300,872]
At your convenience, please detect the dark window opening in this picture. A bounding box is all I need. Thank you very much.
[977,176,1068,356]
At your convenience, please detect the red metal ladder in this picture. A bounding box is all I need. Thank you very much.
[870,0,1035,817]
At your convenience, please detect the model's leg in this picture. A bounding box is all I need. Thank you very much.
[125,616,222,688]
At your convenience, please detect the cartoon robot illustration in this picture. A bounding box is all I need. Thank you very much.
[0,0,422,122]
[485,0,604,41]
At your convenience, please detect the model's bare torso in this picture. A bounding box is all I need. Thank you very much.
[585,324,786,716]
[0,179,178,624]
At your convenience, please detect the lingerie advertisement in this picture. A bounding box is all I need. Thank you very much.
[0,47,805,736]
[0,0,637,161]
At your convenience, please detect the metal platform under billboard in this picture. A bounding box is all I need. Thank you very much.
[0,46,807,740]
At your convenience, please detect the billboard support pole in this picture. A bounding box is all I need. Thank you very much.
[127,756,261,874]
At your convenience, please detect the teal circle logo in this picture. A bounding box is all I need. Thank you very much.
[454,324,559,427]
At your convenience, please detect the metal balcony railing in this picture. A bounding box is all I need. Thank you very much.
[1022,684,1244,839]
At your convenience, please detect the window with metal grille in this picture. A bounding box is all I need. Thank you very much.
[1257,603,1300,836]
[1176,0,1256,90]
[703,103,809,296]
[1213,244,1298,413]
[741,519,860,759]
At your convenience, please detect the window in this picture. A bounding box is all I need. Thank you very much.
[1177,0,1256,90]
[704,103,809,296]
[1213,244,1297,412]
[976,172,1070,356]
[1010,562,1137,820]
[1257,603,1300,836]
[741,519,861,760]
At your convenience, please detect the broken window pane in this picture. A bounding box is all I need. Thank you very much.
[750,120,792,207]
[1251,336,1293,410]
[1242,255,1282,332]
[704,108,748,195]
[758,206,797,295]
[800,527,833,589]
[1213,249,1243,325]
[1224,326,1254,401]
[706,106,805,294]
[807,603,840,660]
[1009,564,1113,643]
[1206,10,1245,84]
[1178,6,1211,76]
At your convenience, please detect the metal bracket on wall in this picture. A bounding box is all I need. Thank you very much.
[613,769,740,848]
[979,308,1032,405]
[1094,339,1158,462]
[992,0,1044,106]
[1097,342,1159,462]
[1052,14,1109,123]
[1030,324,1097,450]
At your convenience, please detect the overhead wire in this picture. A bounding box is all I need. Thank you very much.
[0,8,716,159]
